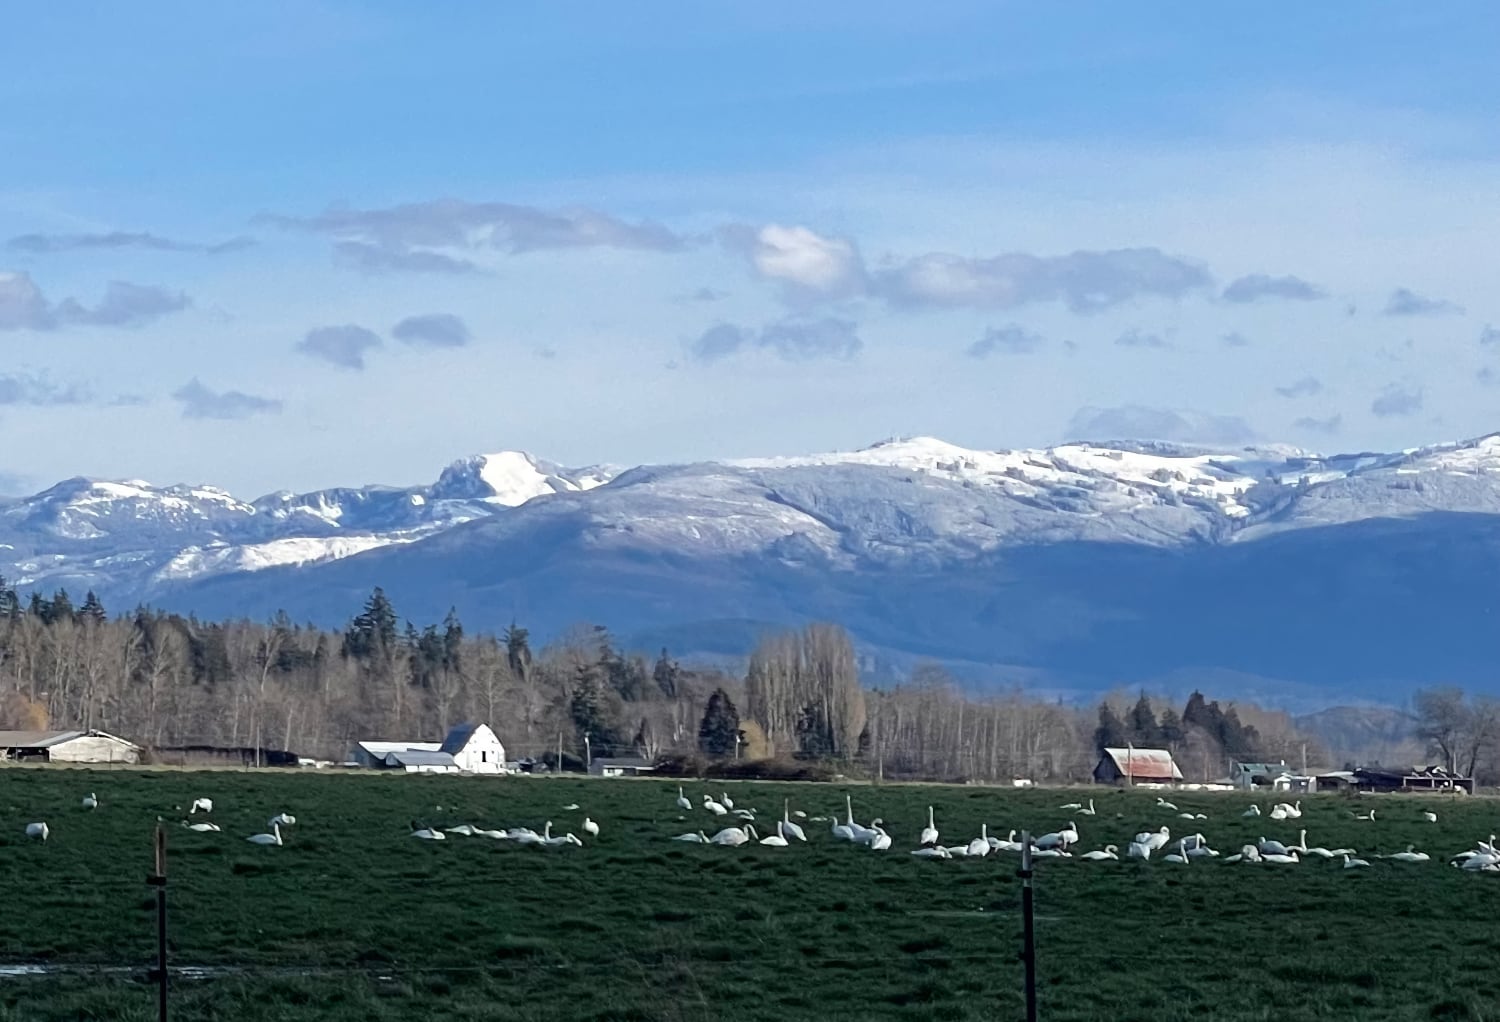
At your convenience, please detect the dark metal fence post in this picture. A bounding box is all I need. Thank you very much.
[1018,832,1037,1022]
[147,823,168,1021]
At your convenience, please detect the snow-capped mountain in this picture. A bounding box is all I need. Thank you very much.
[0,451,615,594]
[11,431,1500,699]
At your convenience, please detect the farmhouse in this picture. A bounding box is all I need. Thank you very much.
[1093,747,1183,786]
[350,723,506,775]
[0,729,141,765]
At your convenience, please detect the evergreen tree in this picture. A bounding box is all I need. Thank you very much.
[1093,702,1129,753]
[1158,706,1185,748]
[1127,693,1161,745]
[49,589,74,624]
[79,590,106,624]
[343,588,397,660]
[503,623,532,683]
[697,688,742,758]
[1182,690,1214,732]
[441,608,464,675]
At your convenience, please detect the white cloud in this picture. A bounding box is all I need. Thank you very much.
[721,223,865,300]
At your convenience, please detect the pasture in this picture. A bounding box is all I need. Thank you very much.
[0,768,1497,1021]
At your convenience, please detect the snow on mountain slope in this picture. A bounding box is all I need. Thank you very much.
[13,428,1500,628]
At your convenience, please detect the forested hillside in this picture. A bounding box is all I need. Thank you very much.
[0,582,1384,783]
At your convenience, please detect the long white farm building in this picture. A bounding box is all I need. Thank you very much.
[350,723,506,774]
[0,729,142,764]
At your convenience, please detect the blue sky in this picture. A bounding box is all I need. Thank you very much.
[3,3,1499,495]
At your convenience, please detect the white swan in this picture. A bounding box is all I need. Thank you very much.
[1080,844,1118,861]
[189,798,213,814]
[1162,839,1191,865]
[911,846,951,859]
[1257,836,1289,856]
[445,824,475,837]
[1156,797,1178,811]
[843,796,878,843]
[831,815,855,842]
[582,817,600,837]
[1269,805,1289,821]
[410,823,445,841]
[1262,850,1300,864]
[542,830,583,848]
[721,792,735,811]
[1422,811,1438,823]
[561,803,580,811]
[1242,804,1261,817]
[759,832,789,847]
[732,809,757,821]
[1353,808,1376,821]
[703,796,728,816]
[24,822,48,841]
[870,826,892,851]
[1035,821,1080,851]
[1125,841,1151,860]
[1385,845,1429,863]
[1342,853,1370,869]
[1135,826,1170,851]
[507,826,541,843]
[474,828,507,839]
[675,786,692,812]
[1078,799,1097,816]
[1058,800,1083,811]
[711,824,756,846]
[966,824,991,858]
[779,801,806,842]
[269,813,296,827]
[672,831,711,843]
[919,805,939,846]
[183,820,220,832]
[81,793,98,810]
[247,822,283,846]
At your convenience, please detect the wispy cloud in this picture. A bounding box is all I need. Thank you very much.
[1274,376,1323,399]
[688,317,862,364]
[1065,404,1257,445]
[172,378,282,420]
[8,231,253,255]
[1293,414,1342,434]
[266,198,686,274]
[332,241,480,276]
[0,271,188,330]
[0,371,89,406]
[1114,328,1171,349]
[1481,325,1500,348]
[875,247,1211,314]
[1220,331,1251,348]
[1370,383,1423,418]
[967,324,1044,357]
[1220,274,1326,303]
[1383,287,1463,317]
[297,324,383,370]
[392,313,470,348]
[676,286,727,303]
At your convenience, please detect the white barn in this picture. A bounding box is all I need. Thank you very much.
[349,723,506,775]
[439,723,506,774]
[0,729,141,764]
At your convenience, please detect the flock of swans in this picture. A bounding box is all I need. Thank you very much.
[17,792,298,847]
[16,783,1499,876]
[664,788,1500,873]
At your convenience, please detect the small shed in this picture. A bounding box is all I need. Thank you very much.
[439,723,507,774]
[1232,760,1293,790]
[589,756,655,777]
[0,729,141,765]
[1093,747,1183,786]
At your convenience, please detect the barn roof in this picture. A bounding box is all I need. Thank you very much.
[1100,747,1183,780]
[357,740,441,755]
[0,729,139,750]
[439,723,483,754]
[384,750,458,768]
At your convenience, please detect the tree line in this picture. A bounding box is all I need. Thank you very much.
[0,582,1480,783]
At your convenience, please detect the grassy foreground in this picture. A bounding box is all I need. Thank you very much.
[0,767,1497,1021]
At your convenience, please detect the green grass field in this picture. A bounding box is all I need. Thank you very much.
[1,767,1497,1021]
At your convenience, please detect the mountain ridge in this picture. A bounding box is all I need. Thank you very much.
[6,429,1500,705]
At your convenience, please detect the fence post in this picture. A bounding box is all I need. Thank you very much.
[147,823,168,1021]
[1018,833,1038,1022]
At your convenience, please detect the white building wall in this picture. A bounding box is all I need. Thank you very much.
[451,725,506,774]
[48,736,140,764]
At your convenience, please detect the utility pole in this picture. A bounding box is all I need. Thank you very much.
[1126,741,1134,786]
[1018,834,1038,1022]
[146,823,168,1022]
[556,731,562,774]
[1301,742,1307,776]
[584,733,592,770]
